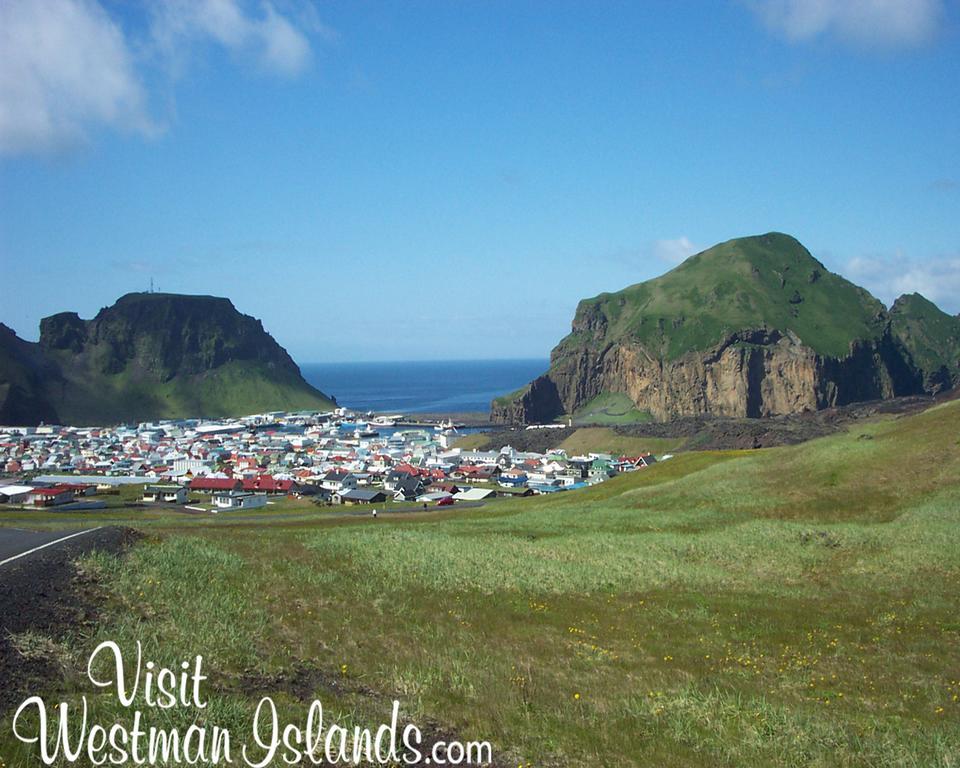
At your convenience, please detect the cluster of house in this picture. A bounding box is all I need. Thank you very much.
[0,409,658,511]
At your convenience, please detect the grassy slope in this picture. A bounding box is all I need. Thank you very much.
[452,431,494,450]
[48,359,334,424]
[3,401,959,766]
[492,382,532,407]
[558,427,684,456]
[572,391,653,425]
[557,233,887,361]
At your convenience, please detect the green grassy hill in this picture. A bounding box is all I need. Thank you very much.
[559,232,887,361]
[6,399,958,766]
[494,233,954,423]
[44,359,335,424]
[0,293,334,424]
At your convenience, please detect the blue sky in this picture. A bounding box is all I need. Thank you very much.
[1,0,958,362]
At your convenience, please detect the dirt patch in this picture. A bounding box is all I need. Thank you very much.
[0,526,141,716]
[238,665,378,701]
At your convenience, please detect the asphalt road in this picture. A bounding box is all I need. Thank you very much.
[0,525,139,715]
[0,526,104,568]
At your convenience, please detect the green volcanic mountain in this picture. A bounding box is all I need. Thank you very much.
[0,293,335,425]
[493,233,956,423]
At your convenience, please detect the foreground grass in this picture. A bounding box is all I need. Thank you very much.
[3,402,960,766]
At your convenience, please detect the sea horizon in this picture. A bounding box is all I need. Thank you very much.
[300,358,549,415]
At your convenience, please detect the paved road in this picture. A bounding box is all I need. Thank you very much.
[0,525,138,715]
[0,526,104,568]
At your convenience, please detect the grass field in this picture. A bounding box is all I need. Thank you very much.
[454,426,683,456]
[557,427,684,457]
[570,392,653,426]
[2,400,959,766]
[452,432,494,450]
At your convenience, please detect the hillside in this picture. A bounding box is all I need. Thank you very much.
[16,397,957,767]
[0,293,334,425]
[890,292,960,393]
[0,324,60,425]
[493,233,953,423]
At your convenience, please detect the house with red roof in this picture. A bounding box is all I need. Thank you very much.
[241,475,294,494]
[189,477,242,493]
[28,486,75,506]
[617,454,657,471]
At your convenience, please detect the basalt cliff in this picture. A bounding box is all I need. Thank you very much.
[492,233,959,423]
[0,293,334,425]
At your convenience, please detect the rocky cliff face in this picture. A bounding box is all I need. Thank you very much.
[492,328,923,424]
[40,294,305,381]
[1,293,334,425]
[492,234,952,424]
[0,324,61,426]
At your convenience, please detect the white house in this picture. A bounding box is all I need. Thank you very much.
[453,487,496,502]
[172,458,215,475]
[0,485,34,504]
[321,471,359,493]
[212,491,268,511]
[142,484,188,504]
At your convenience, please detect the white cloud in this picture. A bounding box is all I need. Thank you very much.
[150,0,314,77]
[0,0,322,156]
[652,236,701,265]
[750,0,944,48]
[0,0,155,154]
[845,253,960,313]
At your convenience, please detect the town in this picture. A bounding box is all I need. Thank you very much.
[0,409,659,513]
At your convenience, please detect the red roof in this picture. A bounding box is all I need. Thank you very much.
[394,463,429,477]
[241,475,294,493]
[30,487,72,497]
[190,477,241,491]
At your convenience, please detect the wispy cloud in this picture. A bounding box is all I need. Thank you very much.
[0,0,328,156]
[0,0,156,154]
[150,0,321,77]
[652,236,701,265]
[845,252,960,312]
[748,0,945,48]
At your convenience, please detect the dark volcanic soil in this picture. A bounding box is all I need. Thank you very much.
[477,391,955,453]
[0,526,140,715]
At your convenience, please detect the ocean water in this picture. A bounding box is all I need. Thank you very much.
[300,359,549,414]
